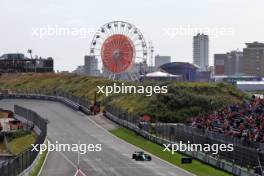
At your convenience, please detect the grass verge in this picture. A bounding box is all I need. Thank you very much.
[9,133,37,155]
[30,141,48,176]
[110,127,231,176]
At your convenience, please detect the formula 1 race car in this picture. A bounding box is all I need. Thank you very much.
[132,151,152,161]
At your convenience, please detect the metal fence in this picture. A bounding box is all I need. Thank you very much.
[0,89,91,115]
[3,88,91,109]
[0,105,47,176]
[104,105,263,175]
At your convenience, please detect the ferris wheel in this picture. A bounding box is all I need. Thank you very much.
[89,21,148,81]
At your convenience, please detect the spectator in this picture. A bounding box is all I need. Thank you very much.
[186,96,264,143]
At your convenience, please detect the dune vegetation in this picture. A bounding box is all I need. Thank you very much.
[0,73,249,122]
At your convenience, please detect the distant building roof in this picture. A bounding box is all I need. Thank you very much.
[145,71,180,78]
[160,62,199,70]
[0,53,25,60]
[245,42,264,48]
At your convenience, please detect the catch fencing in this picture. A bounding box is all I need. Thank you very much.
[3,88,91,111]
[0,89,91,115]
[0,105,47,176]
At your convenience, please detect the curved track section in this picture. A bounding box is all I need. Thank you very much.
[0,99,193,176]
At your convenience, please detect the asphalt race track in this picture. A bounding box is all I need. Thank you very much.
[0,99,194,176]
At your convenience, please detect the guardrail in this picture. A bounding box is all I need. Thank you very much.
[104,106,259,176]
[0,105,47,176]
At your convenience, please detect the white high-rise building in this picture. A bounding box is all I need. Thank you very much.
[155,55,171,68]
[84,55,100,76]
[193,33,209,71]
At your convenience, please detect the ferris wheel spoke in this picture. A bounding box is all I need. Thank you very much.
[134,42,143,47]
[112,38,119,50]
[124,27,131,36]
[113,23,117,34]
[136,56,146,60]
[107,30,113,36]
[104,27,113,37]
[121,25,127,35]
[116,37,123,49]
[116,25,121,35]
[109,28,115,36]
[116,36,124,47]
[134,42,142,48]
[127,31,135,40]
[116,26,121,35]
[96,36,108,42]
[96,40,104,46]
[92,48,101,51]
[120,26,124,35]
[119,23,124,34]
[122,26,127,36]
[131,35,141,43]
[126,29,133,38]
[130,30,140,40]
[129,31,137,39]
[100,30,111,40]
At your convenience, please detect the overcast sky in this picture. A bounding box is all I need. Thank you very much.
[0,0,263,71]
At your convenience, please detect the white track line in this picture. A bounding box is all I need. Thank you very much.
[74,169,88,176]
[80,112,195,176]
[37,139,50,176]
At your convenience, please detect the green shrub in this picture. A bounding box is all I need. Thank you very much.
[8,130,31,142]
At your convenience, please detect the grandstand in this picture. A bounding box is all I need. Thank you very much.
[0,53,54,73]
[186,95,264,143]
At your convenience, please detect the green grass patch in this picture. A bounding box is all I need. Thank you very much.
[9,132,37,155]
[110,128,231,176]
[30,141,48,176]
[0,73,248,123]
[8,130,32,141]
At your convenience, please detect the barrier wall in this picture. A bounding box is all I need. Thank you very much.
[0,105,47,176]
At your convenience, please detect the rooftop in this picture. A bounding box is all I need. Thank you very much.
[145,71,180,77]
[245,42,264,48]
